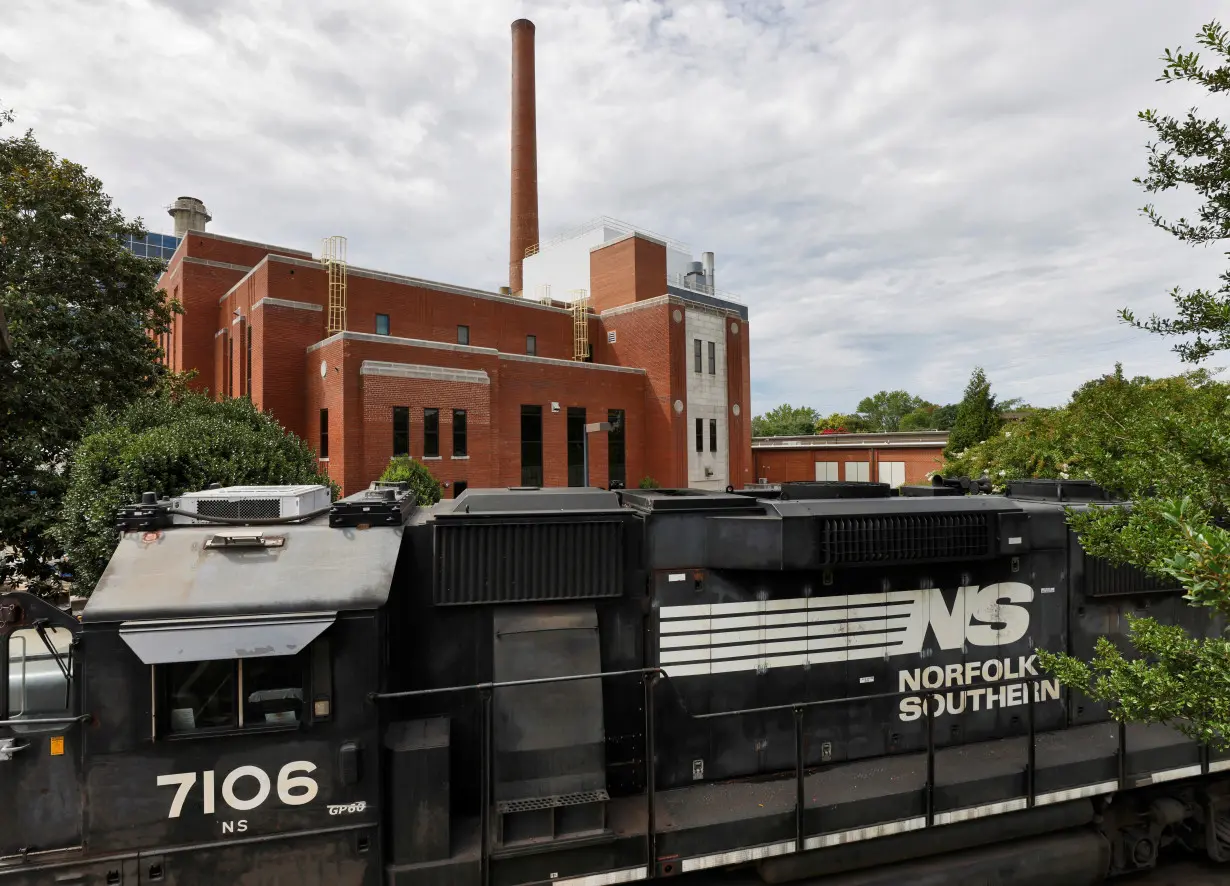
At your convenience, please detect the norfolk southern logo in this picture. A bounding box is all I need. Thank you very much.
[657,583,1035,678]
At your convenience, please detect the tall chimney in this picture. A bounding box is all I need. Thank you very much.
[509,18,539,295]
[167,196,211,237]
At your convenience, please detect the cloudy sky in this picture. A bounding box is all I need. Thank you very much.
[5,0,1227,416]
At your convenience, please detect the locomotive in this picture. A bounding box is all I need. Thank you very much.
[3,477,1230,886]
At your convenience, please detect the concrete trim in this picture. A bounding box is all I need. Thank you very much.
[597,295,672,318]
[215,328,227,338]
[359,361,490,385]
[589,230,667,253]
[184,256,255,274]
[231,316,243,326]
[218,257,268,304]
[267,254,571,314]
[253,297,324,313]
[499,352,646,375]
[187,230,313,259]
[306,330,498,356]
[754,442,947,451]
[596,293,744,322]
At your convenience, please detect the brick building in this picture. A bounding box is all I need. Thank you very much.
[752,431,949,489]
[151,18,753,498]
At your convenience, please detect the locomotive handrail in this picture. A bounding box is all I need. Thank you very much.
[0,714,91,727]
[366,666,664,701]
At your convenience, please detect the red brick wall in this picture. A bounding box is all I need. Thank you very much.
[304,338,347,488]
[163,260,249,395]
[589,235,668,314]
[753,446,945,486]
[258,302,325,442]
[182,232,311,267]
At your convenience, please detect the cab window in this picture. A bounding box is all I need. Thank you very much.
[160,651,306,736]
[5,626,75,730]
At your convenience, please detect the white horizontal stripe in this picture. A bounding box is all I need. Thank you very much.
[934,797,1027,825]
[660,603,711,618]
[661,632,902,665]
[1035,780,1118,806]
[1134,764,1202,786]
[553,866,648,886]
[660,625,809,648]
[660,608,912,634]
[680,839,796,872]
[1210,759,1230,774]
[802,816,926,850]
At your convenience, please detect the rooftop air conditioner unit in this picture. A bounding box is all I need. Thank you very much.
[170,484,332,525]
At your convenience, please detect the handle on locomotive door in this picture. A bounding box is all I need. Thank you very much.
[0,739,30,762]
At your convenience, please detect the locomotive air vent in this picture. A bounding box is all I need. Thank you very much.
[171,484,332,525]
[1083,555,1182,597]
[818,513,993,565]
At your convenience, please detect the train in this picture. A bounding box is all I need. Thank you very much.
[2,476,1229,886]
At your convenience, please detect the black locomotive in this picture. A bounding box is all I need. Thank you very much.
[2,478,1229,886]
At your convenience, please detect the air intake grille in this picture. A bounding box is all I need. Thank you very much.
[818,514,993,565]
[434,519,625,605]
[194,498,281,520]
[1084,556,1181,597]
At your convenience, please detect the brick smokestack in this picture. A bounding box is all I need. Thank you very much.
[509,18,539,295]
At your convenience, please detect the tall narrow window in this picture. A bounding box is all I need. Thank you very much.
[227,335,234,398]
[376,314,390,335]
[453,409,468,456]
[457,325,470,346]
[526,334,537,356]
[424,408,440,457]
[695,418,704,453]
[567,407,586,487]
[708,341,716,375]
[694,338,702,373]
[392,407,410,457]
[521,406,543,486]
[246,324,253,398]
[709,419,717,453]
[224,332,231,398]
[319,409,329,459]
[608,409,626,489]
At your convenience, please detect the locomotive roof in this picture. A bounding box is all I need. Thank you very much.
[82,516,403,624]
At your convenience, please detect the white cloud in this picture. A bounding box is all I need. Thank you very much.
[4,0,1227,415]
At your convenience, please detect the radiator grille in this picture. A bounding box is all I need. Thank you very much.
[818,514,993,565]
[1084,555,1181,597]
[194,498,281,520]
[434,519,625,605]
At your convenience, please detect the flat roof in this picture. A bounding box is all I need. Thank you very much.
[753,431,949,449]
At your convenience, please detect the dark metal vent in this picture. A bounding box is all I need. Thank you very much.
[434,519,625,605]
[194,498,280,520]
[818,514,993,565]
[496,789,609,814]
[1084,556,1181,597]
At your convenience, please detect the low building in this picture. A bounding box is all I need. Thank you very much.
[752,430,949,488]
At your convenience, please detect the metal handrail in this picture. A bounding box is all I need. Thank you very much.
[666,272,745,305]
[368,665,1189,882]
[0,714,91,727]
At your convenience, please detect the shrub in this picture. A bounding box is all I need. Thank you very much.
[379,456,443,507]
[638,476,661,489]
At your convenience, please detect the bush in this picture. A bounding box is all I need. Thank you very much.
[638,476,661,489]
[379,456,443,507]
[52,391,335,595]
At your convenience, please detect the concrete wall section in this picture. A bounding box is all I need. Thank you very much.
[684,308,729,490]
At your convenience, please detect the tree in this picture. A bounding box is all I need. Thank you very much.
[380,456,443,506]
[932,403,960,430]
[943,367,1003,458]
[751,404,821,437]
[815,412,870,433]
[899,405,940,431]
[855,390,932,432]
[0,107,176,590]
[52,388,335,595]
[1119,22,1230,363]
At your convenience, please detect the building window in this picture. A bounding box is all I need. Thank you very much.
[453,481,468,498]
[708,341,716,375]
[567,407,586,487]
[376,314,390,336]
[845,461,870,483]
[246,324,253,398]
[709,418,717,453]
[319,409,329,459]
[878,461,906,488]
[521,405,543,486]
[526,334,536,356]
[457,325,469,346]
[224,332,231,398]
[815,461,839,482]
[695,418,704,453]
[424,409,440,457]
[453,409,467,456]
[694,338,702,373]
[392,407,410,457]
[608,409,626,489]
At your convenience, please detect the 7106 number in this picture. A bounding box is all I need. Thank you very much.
[157,761,319,819]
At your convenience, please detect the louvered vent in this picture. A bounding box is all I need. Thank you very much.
[194,498,281,520]
[434,519,625,605]
[818,514,993,565]
[1084,556,1181,597]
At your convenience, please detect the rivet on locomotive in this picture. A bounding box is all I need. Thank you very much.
[2,478,1229,886]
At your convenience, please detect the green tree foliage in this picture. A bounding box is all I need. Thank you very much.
[943,367,1003,458]
[751,403,821,437]
[1120,22,1230,363]
[815,412,870,433]
[380,456,443,507]
[53,389,335,595]
[855,390,934,432]
[0,107,175,589]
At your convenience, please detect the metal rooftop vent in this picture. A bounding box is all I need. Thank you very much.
[171,485,332,525]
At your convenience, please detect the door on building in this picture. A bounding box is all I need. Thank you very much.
[844,461,870,483]
[878,461,906,488]
[0,594,84,860]
[567,407,587,487]
[815,461,839,482]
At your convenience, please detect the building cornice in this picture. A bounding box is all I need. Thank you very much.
[359,361,490,385]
